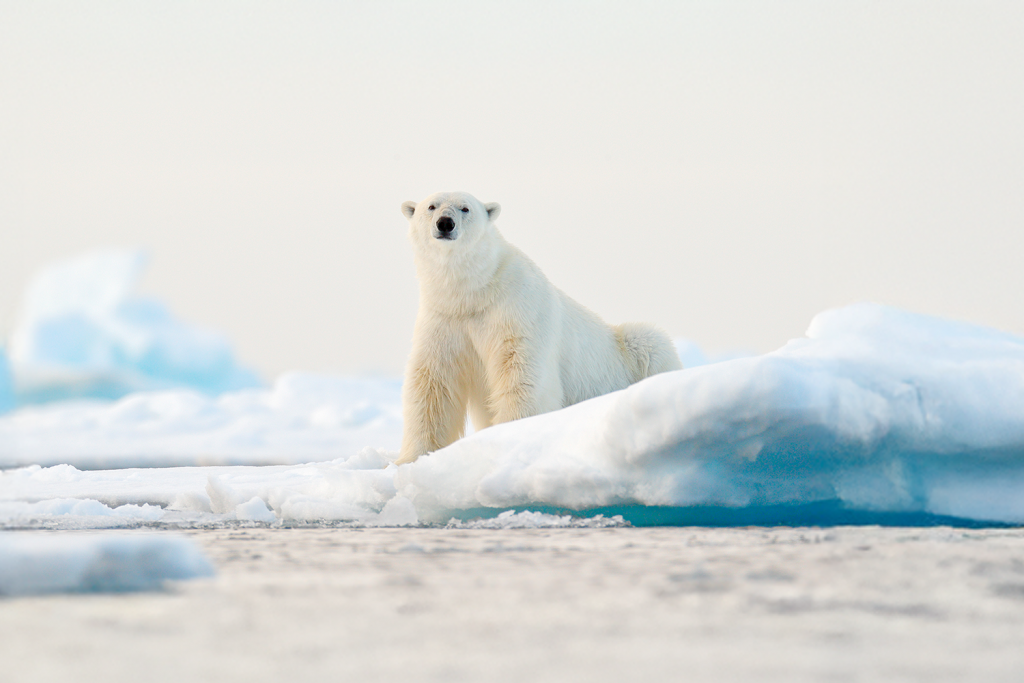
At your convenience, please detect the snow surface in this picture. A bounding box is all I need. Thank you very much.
[0,373,401,469]
[7,527,1024,683]
[0,532,214,595]
[7,249,260,407]
[2,302,1024,528]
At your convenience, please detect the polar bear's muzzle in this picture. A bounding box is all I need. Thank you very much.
[434,216,456,240]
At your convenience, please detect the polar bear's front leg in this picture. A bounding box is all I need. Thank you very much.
[396,325,470,464]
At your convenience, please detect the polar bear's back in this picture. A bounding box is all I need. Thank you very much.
[556,290,682,408]
[556,292,636,405]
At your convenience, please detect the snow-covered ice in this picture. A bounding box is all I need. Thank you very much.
[0,452,413,528]
[399,303,1024,525]
[0,373,402,469]
[6,249,260,407]
[0,498,165,529]
[0,532,213,595]
[2,303,1024,528]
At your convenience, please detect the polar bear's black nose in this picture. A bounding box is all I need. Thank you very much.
[436,216,455,236]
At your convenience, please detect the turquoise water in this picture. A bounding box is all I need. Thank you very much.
[446,502,1016,529]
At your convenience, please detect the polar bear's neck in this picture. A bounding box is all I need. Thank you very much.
[414,229,511,315]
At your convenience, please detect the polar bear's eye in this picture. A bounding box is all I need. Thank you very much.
[428,205,435,211]
[461,207,469,213]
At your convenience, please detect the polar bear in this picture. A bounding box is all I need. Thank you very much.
[396,191,682,464]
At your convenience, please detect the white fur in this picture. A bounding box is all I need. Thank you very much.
[397,191,682,464]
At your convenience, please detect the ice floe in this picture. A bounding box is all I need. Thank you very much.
[0,533,214,596]
[399,303,1024,525]
[2,302,1024,528]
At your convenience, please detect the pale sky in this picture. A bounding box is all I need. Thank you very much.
[2,1,1023,378]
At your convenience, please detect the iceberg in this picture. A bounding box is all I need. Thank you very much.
[7,249,261,406]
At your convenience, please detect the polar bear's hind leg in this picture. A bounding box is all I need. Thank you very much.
[614,323,683,383]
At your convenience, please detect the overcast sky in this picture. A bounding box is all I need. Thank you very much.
[2,1,1022,378]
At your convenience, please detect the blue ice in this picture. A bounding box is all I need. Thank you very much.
[0,349,13,413]
[0,533,214,595]
[5,249,260,408]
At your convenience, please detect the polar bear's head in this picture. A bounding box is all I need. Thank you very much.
[401,192,501,255]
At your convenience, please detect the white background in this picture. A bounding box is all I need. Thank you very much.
[2,1,1022,377]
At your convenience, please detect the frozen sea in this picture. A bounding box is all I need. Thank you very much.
[1,251,1023,680]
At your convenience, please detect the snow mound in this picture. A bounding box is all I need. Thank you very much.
[0,373,402,468]
[0,533,214,596]
[8,249,261,405]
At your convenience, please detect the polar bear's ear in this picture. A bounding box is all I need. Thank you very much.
[401,201,417,220]
[484,202,501,221]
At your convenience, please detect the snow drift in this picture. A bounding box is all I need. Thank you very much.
[7,249,260,406]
